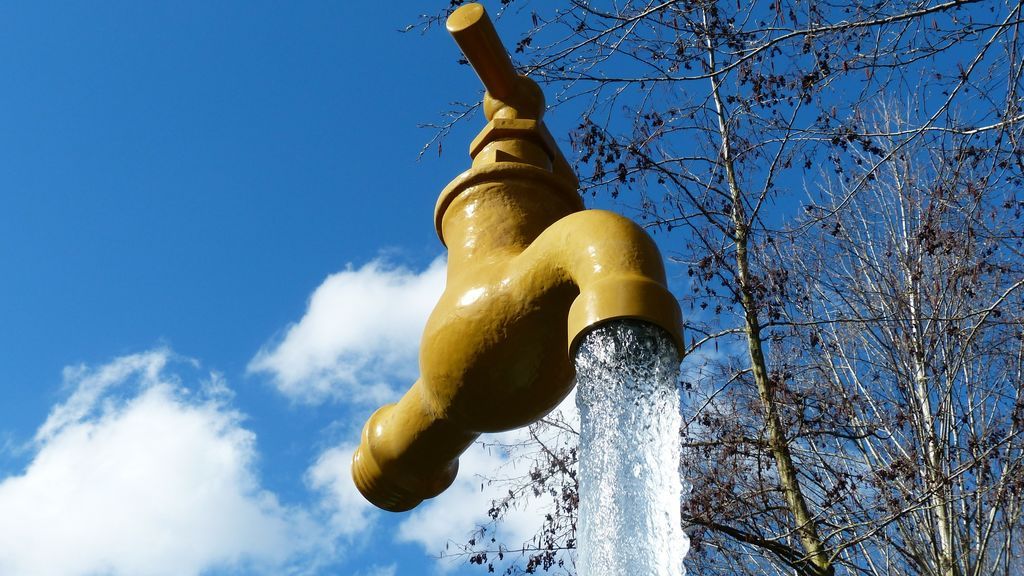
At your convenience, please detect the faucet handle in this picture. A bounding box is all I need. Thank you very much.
[446,3,577,190]
[447,3,518,101]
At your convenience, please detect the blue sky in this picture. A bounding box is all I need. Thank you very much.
[5,1,1015,575]
[0,2,574,575]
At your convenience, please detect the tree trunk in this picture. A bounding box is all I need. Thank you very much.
[703,9,833,575]
[901,204,957,576]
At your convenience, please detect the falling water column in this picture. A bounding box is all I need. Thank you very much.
[575,320,688,576]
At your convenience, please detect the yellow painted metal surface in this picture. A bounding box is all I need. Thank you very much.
[351,3,683,512]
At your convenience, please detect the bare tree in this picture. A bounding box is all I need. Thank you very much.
[783,106,1024,576]
[415,0,1024,574]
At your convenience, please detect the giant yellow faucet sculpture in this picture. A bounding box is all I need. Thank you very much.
[351,3,683,512]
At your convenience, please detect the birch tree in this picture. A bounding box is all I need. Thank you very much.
[783,106,1024,576]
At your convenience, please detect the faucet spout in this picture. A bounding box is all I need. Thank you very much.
[350,3,683,512]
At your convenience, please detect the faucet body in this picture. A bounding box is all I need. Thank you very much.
[351,3,682,512]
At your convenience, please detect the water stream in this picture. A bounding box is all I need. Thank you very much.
[575,320,688,575]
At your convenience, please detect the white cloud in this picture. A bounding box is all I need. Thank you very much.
[248,257,446,405]
[396,391,579,573]
[0,351,324,576]
[356,564,397,576]
[306,443,377,540]
[35,351,168,443]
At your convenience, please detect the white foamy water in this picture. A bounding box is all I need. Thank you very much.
[575,320,688,576]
